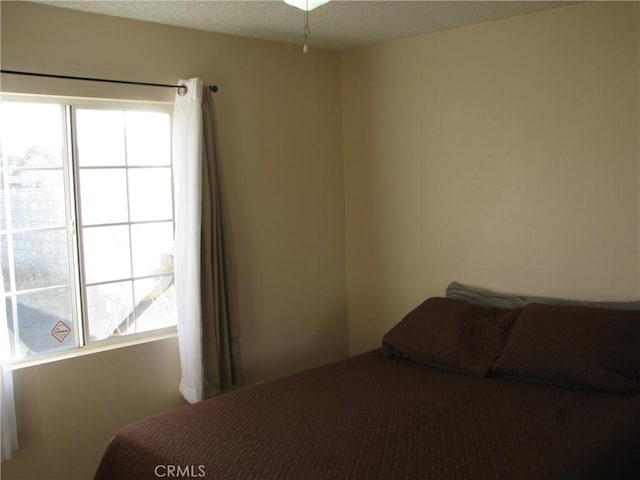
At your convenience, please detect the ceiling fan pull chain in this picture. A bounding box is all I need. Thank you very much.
[303,0,310,53]
[304,24,310,53]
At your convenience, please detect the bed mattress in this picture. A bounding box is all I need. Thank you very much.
[95,350,640,479]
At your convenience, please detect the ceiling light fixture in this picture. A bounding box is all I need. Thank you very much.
[284,0,330,53]
[284,0,330,11]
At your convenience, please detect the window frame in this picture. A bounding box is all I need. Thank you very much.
[1,93,178,367]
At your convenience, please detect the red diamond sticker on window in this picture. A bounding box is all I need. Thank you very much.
[51,321,71,343]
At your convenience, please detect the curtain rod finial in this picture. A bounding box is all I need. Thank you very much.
[209,85,218,93]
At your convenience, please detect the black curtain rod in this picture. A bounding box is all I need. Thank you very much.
[0,69,218,94]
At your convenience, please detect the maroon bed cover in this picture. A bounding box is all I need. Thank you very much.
[95,350,640,479]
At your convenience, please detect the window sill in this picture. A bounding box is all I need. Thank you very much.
[9,327,178,370]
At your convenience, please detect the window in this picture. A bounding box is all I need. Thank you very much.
[0,96,177,362]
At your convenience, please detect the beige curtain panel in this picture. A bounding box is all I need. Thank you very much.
[201,87,244,398]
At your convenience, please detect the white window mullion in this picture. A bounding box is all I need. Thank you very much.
[1,156,19,357]
[123,114,137,335]
[65,105,87,349]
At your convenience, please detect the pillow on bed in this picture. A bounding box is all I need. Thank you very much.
[492,303,640,393]
[381,297,521,376]
[446,281,640,311]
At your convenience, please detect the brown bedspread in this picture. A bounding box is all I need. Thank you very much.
[95,350,640,479]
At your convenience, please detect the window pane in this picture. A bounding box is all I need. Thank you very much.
[79,168,128,225]
[128,168,173,221]
[86,281,133,340]
[0,171,5,231]
[130,222,173,277]
[9,288,75,359]
[133,278,175,334]
[126,112,171,166]
[0,235,10,292]
[13,229,69,291]
[76,109,125,167]
[0,102,63,168]
[7,169,66,229]
[83,225,131,284]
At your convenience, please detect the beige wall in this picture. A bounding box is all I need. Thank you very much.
[7,338,184,479]
[341,1,640,354]
[1,1,347,478]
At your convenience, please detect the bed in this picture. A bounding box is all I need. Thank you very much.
[95,284,640,480]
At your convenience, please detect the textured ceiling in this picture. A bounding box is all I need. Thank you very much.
[33,1,576,51]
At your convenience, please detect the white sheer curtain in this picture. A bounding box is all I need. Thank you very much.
[1,264,18,461]
[172,77,205,403]
[172,77,244,403]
